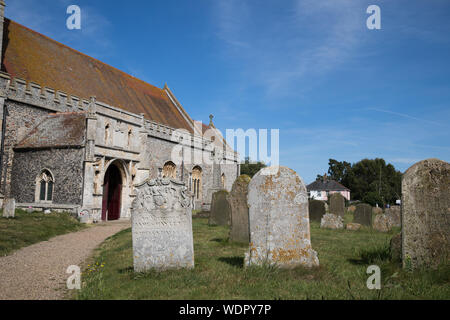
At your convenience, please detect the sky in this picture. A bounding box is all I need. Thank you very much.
[6,0,450,183]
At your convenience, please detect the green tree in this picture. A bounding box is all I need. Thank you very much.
[324,158,402,206]
[240,157,266,178]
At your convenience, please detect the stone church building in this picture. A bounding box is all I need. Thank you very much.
[0,2,239,222]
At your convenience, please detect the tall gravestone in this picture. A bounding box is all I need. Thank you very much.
[354,204,373,226]
[228,175,251,243]
[3,198,15,218]
[402,158,450,269]
[309,200,326,222]
[131,177,194,271]
[208,190,231,226]
[329,193,345,217]
[245,166,319,268]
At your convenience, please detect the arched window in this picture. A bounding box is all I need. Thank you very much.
[36,170,54,202]
[192,166,202,200]
[162,161,177,179]
[127,129,132,147]
[105,123,110,144]
[221,173,226,189]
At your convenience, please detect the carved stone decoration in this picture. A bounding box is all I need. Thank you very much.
[131,177,194,271]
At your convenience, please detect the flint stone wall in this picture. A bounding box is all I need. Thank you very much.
[131,177,194,271]
[245,166,319,268]
[402,158,450,269]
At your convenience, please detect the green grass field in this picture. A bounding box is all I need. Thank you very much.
[0,209,86,256]
[75,214,449,300]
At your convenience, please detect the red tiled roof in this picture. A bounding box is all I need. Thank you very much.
[15,112,87,149]
[1,19,193,132]
[306,180,350,192]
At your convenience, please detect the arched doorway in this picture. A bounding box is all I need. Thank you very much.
[101,163,122,221]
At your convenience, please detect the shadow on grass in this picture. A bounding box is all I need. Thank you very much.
[118,266,134,274]
[218,256,244,268]
[348,244,391,265]
[210,237,228,243]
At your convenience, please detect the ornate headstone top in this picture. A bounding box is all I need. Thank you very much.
[132,177,191,212]
[131,178,194,271]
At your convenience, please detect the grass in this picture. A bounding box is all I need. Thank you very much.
[0,209,86,256]
[75,212,450,300]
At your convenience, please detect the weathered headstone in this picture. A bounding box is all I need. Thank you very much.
[353,203,373,226]
[228,175,251,243]
[402,158,450,269]
[245,166,319,268]
[320,213,343,230]
[131,177,194,271]
[329,193,345,217]
[385,206,401,227]
[3,198,15,218]
[309,200,326,222]
[208,190,231,226]
[373,214,392,232]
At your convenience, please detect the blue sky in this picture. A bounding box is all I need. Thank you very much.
[6,0,450,183]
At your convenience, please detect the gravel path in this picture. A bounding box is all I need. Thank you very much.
[0,221,130,300]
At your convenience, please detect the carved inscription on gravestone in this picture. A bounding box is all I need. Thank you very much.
[131,178,194,271]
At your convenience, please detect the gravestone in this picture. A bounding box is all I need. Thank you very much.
[385,206,401,227]
[373,214,392,232]
[329,193,345,217]
[245,166,319,268]
[353,203,372,226]
[320,213,343,230]
[3,198,15,218]
[208,190,231,226]
[131,177,194,271]
[402,158,450,270]
[228,175,251,243]
[309,200,326,222]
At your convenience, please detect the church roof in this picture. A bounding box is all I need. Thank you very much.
[1,18,194,132]
[306,179,350,192]
[15,112,87,150]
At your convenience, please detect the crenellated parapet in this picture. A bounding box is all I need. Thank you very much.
[0,72,239,163]
[0,72,89,113]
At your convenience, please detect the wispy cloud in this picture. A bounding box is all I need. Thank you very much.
[367,107,445,127]
[212,0,365,98]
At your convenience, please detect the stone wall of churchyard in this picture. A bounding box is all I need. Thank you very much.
[10,147,85,205]
[1,100,50,196]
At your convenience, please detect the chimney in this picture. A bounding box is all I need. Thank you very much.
[323,173,327,181]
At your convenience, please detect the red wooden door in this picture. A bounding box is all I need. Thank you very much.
[101,173,110,221]
[101,164,122,221]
